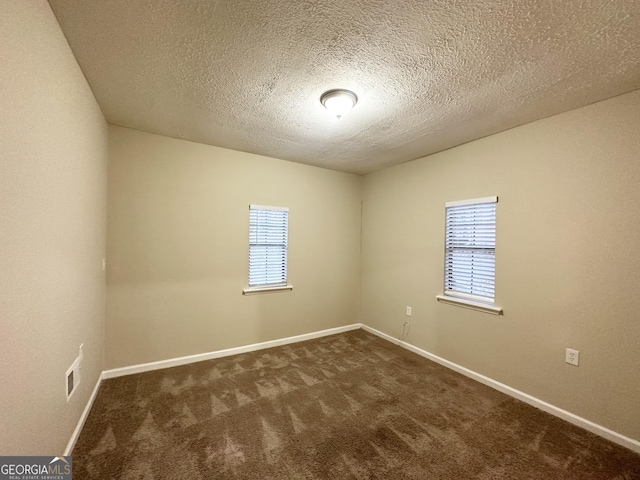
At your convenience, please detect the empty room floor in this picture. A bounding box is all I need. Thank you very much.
[72,330,640,479]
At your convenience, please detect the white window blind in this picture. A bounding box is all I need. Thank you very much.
[444,196,497,304]
[248,205,288,288]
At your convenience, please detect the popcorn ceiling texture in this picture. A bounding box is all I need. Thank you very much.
[49,0,640,174]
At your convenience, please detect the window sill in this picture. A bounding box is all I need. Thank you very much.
[436,295,503,315]
[243,285,293,295]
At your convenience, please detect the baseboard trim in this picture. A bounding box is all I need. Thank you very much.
[361,324,640,454]
[102,324,361,379]
[64,372,103,456]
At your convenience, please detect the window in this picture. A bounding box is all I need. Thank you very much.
[436,196,502,314]
[244,205,292,294]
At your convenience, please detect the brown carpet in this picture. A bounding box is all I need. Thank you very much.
[73,329,640,479]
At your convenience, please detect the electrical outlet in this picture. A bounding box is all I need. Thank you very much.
[565,348,579,366]
[406,306,412,316]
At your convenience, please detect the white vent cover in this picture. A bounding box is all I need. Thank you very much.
[66,356,81,401]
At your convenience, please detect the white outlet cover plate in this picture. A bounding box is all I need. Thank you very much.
[565,348,580,366]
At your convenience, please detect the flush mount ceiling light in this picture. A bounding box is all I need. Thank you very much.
[320,89,358,119]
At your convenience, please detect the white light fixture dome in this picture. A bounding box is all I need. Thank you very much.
[320,89,358,119]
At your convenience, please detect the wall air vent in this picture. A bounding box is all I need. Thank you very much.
[66,354,81,401]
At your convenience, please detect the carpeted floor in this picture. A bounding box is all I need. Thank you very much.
[73,329,640,479]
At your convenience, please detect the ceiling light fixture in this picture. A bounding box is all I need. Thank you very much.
[320,89,358,119]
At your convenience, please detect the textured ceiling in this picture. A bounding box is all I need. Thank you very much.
[48,0,640,174]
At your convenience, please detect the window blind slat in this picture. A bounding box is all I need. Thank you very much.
[443,198,496,303]
[248,206,288,287]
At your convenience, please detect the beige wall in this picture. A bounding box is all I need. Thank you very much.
[0,1,107,455]
[361,89,640,441]
[106,126,362,368]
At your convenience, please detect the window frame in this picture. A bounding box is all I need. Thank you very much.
[436,196,503,315]
[243,204,293,295]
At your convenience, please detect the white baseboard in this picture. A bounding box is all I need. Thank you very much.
[361,324,640,454]
[64,372,104,456]
[102,324,361,379]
